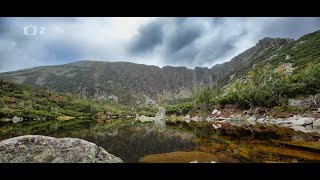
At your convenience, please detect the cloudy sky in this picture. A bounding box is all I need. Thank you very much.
[0,17,320,72]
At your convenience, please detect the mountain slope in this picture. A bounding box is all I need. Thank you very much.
[0,79,128,121]
[191,30,320,110]
[1,30,319,106]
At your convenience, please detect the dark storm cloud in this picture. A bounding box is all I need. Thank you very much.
[2,17,320,72]
[166,20,204,54]
[205,29,248,60]
[129,17,250,66]
[129,20,164,54]
[167,28,248,67]
[129,17,205,55]
[129,17,250,67]
[129,17,320,68]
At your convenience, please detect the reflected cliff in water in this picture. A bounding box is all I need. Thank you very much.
[1,118,320,163]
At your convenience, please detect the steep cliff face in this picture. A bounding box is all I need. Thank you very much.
[0,36,296,105]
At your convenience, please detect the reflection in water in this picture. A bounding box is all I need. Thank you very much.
[2,118,320,163]
[83,124,195,163]
[154,107,166,132]
[80,120,320,163]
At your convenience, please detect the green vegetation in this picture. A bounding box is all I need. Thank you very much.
[1,31,319,120]
[0,79,133,121]
[190,62,320,111]
[166,102,193,115]
[189,31,320,112]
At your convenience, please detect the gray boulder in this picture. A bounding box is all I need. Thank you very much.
[247,116,257,125]
[280,116,315,126]
[289,125,316,134]
[206,117,214,122]
[12,116,21,123]
[212,109,219,115]
[292,117,315,126]
[0,135,123,163]
[313,119,320,129]
[288,99,304,108]
[256,118,265,124]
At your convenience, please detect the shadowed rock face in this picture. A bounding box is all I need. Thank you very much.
[0,135,123,163]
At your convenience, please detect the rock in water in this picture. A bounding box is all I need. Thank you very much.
[206,117,214,122]
[191,116,200,122]
[154,107,166,132]
[12,116,21,123]
[0,135,123,163]
[212,109,219,115]
[247,116,257,125]
[292,117,316,126]
[184,115,191,123]
[212,124,220,129]
[138,115,154,122]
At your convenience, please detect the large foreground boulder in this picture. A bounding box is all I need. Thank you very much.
[0,135,123,163]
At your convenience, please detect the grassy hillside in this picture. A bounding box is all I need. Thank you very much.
[0,79,141,121]
[190,30,320,112]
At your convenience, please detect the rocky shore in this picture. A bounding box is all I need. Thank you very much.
[182,108,320,135]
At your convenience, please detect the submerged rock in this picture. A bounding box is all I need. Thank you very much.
[0,135,123,163]
[215,152,240,163]
[139,151,219,163]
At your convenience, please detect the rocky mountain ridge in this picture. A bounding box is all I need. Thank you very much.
[1,30,318,106]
